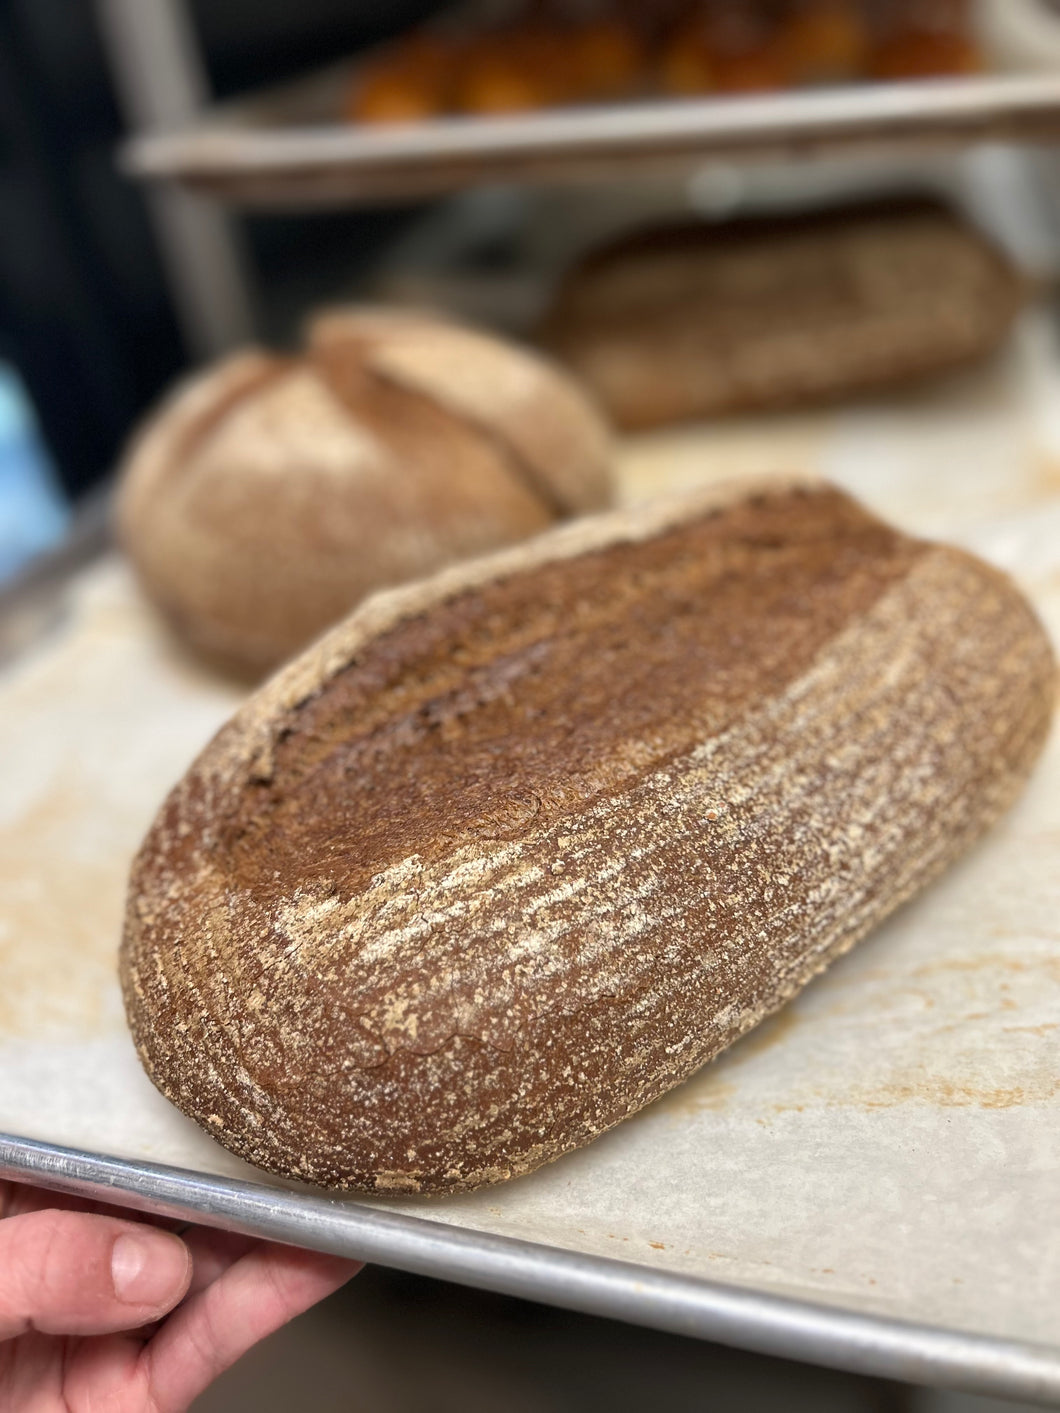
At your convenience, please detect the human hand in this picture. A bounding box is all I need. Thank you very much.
[0,1179,359,1412]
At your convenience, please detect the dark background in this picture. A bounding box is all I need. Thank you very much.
[0,0,443,500]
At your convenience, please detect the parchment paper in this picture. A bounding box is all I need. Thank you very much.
[2,313,1058,1349]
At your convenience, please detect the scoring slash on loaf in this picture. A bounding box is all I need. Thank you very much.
[121,478,1056,1195]
[116,306,612,678]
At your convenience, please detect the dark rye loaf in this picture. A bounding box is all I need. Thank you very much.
[121,479,1056,1195]
[540,200,1025,429]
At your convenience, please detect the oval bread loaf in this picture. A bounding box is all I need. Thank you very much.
[540,199,1024,429]
[121,478,1056,1194]
[116,307,612,678]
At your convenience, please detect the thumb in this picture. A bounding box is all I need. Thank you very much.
[0,1208,191,1339]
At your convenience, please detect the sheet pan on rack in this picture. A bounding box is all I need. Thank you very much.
[125,68,1060,208]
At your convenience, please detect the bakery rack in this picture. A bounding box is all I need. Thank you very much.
[125,70,1060,208]
[96,0,1060,357]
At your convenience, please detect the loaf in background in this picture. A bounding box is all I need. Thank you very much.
[540,199,1024,429]
[116,307,612,679]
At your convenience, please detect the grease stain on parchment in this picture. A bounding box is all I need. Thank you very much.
[643,1006,802,1123]
[851,1076,1060,1110]
[912,953,1060,983]
[636,928,1060,1126]
[786,945,1060,1113]
[0,772,127,1039]
[767,1071,1060,1115]
[1032,453,1060,496]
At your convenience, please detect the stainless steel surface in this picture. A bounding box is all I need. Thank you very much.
[2,1134,1059,1406]
[126,73,1060,207]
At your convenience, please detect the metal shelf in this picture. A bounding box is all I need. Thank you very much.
[125,72,1060,208]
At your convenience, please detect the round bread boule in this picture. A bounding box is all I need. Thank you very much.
[116,307,613,678]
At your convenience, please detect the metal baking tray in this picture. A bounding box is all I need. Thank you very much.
[125,69,1060,207]
[2,325,1059,1402]
[3,1135,1059,1404]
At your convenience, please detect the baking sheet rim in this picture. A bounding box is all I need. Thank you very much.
[2,1133,1058,1405]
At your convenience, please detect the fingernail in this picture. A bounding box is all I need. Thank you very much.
[112,1231,190,1307]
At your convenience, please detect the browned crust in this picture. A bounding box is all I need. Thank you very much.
[540,199,1026,430]
[116,310,613,678]
[308,306,613,516]
[120,477,1057,1194]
